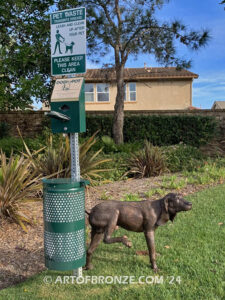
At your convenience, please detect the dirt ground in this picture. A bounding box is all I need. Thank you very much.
[0,176,223,290]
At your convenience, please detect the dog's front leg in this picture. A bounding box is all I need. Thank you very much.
[144,230,158,273]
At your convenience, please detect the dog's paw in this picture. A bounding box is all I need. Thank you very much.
[122,235,132,247]
[126,241,132,248]
[152,266,158,273]
[83,264,93,270]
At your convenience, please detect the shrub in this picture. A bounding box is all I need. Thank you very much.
[0,137,24,156]
[164,144,205,172]
[101,135,117,153]
[0,136,45,157]
[20,130,112,185]
[126,141,167,178]
[79,132,112,183]
[0,151,41,231]
[85,114,218,147]
[0,122,11,138]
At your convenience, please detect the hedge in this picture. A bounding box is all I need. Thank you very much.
[84,115,218,147]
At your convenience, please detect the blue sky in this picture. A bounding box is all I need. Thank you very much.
[87,0,225,109]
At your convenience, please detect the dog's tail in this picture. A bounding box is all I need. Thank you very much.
[85,209,90,215]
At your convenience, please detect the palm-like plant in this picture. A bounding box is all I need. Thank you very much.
[79,132,112,183]
[34,135,71,178]
[18,127,112,184]
[126,141,167,178]
[0,151,42,232]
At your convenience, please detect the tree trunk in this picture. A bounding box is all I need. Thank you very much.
[113,64,125,144]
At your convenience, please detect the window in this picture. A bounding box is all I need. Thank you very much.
[124,84,127,101]
[129,82,136,101]
[85,84,94,102]
[97,83,109,102]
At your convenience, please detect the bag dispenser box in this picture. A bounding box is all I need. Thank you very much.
[49,77,86,133]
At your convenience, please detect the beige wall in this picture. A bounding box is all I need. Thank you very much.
[85,79,192,111]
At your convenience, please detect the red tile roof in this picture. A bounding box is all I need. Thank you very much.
[85,67,198,82]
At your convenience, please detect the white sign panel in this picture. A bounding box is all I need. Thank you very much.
[51,78,84,102]
[50,7,86,76]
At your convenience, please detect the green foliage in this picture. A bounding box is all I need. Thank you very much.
[145,188,167,198]
[101,135,117,153]
[0,122,11,138]
[85,115,218,147]
[161,175,187,190]
[120,193,141,202]
[0,151,41,232]
[85,115,113,138]
[124,115,218,146]
[126,141,167,178]
[92,134,142,154]
[19,130,113,185]
[0,137,44,157]
[97,152,129,182]
[59,0,209,68]
[164,143,205,172]
[79,132,112,184]
[28,135,71,179]
[184,160,225,186]
[0,0,55,110]
[99,191,113,201]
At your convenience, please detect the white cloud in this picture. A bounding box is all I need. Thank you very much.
[86,60,99,69]
[195,72,225,85]
[192,71,225,107]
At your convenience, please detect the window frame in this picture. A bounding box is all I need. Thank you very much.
[84,83,94,102]
[128,82,136,102]
[96,83,110,102]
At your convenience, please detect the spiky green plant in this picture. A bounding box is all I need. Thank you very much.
[79,132,112,183]
[126,141,167,178]
[18,127,112,184]
[0,151,42,232]
[34,135,70,178]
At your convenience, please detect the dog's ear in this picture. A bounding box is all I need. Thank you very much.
[163,196,169,213]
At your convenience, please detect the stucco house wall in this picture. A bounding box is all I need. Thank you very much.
[42,67,197,111]
[84,67,197,111]
[85,79,192,111]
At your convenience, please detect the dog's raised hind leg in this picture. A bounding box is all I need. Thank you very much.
[103,210,132,247]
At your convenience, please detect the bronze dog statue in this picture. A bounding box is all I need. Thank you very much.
[85,193,192,272]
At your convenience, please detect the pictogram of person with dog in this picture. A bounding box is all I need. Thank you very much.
[53,30,65,55]
[53,30,75,55]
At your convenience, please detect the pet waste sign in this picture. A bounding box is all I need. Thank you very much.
[50,7,86,76]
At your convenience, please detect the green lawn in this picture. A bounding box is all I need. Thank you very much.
[1,184,225,300]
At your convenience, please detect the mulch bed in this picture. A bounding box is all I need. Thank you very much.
[0,176,224,290]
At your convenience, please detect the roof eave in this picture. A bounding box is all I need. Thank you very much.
[85,76,198,82]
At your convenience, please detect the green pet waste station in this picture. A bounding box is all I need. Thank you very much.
[43,77,88,275]
[43,179,87,271]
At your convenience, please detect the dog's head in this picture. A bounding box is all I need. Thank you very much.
[71,42,75,46]
[163,193,192,222]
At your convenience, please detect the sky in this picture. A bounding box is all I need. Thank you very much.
[86,0,225,109]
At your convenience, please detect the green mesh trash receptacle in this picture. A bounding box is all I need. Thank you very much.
[43,178,88,271]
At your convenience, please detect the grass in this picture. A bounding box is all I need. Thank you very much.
[0,184,225,299]
[161,175,187,190]
[120,193,142,201]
